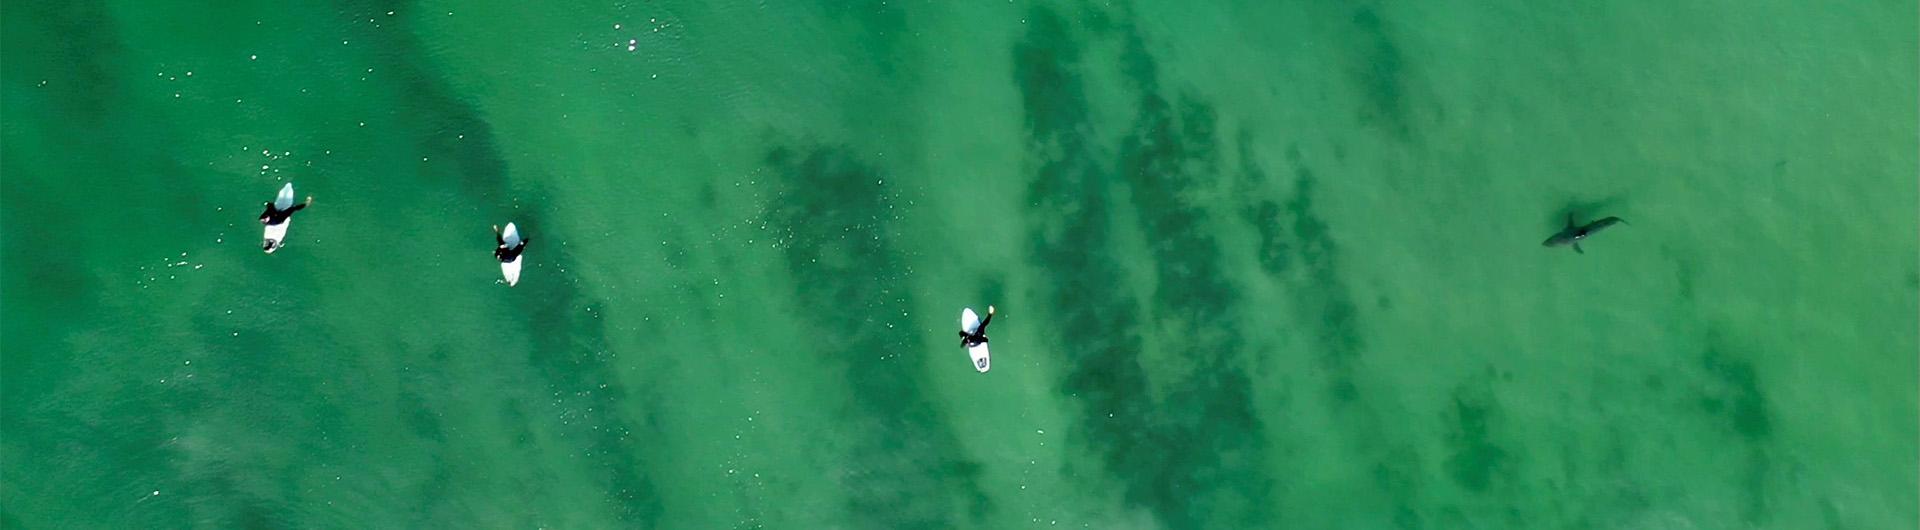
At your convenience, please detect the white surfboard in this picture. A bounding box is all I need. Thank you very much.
[500,222,523,286]
[960,307,991,372]
[262,183,295,253]
[501,256,523,286]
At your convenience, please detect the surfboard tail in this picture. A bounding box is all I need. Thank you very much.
[502,256,523,286]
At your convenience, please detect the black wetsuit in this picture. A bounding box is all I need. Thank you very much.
[259,201,306,225]
[958,311,993,348]
[495,232,529,263]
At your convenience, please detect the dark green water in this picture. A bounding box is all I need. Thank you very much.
[4,1,1916,528]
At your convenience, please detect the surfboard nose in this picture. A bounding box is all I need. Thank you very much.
[275,182,296,209]
[502,222,522,246]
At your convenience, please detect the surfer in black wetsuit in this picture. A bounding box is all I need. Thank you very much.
[259,196,311,226]
[493,225,530,262]
[259,195,311,252]
[959,305,995,348]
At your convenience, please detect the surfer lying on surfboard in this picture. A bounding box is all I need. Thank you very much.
[493,224,530,262]
[259,196,310,226]
[959,305,995,348]
[259,184,311,253]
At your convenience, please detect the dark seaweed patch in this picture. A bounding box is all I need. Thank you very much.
[1246,200,1292,275]
[1443,383,1510,492]
[1114,31,1273,526]
[1015,5,1151,521]
[1278,158,1368,404]
[515,258,664,524]
[1017,9,1273,527]
[1372,446,1429,530]
[1235,78,1426,529]
[1348,6,1420,141]
[1698,343,1772,442]
[976,274,1007,312]
[336,4,668,523]
[763,147,989,529]
[1697,336,1776,523]
[820,0,910,78]
[2,0,121,128]
[1236,134,1293,275]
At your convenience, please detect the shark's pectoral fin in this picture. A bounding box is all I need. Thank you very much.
[1573,242,1584,254]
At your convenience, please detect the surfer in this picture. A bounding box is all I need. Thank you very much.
[259,197,310,226]
[958,305,995,347]
[493,224,529,262]
[259,184,311,253]
[1543,213,1626,254]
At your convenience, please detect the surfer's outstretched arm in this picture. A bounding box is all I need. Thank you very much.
[976,306,994,334]
[259,202,275,224]
[493,225,506,247]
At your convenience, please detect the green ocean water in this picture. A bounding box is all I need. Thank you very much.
[3,0,1916,528]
